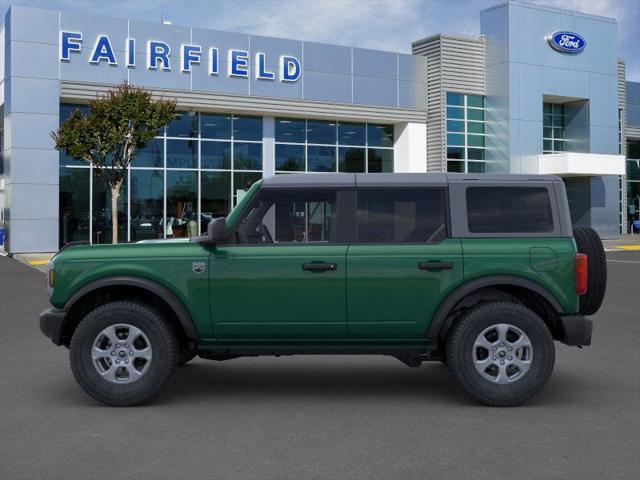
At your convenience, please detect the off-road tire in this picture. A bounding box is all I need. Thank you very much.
[70,301,178,407]
[446,301,555,407]
[573,226,607,315]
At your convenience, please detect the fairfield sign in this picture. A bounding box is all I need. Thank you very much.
[59,31,302,82]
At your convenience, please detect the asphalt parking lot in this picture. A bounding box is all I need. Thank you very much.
[1,251,639,480]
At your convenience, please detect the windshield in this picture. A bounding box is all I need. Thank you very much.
[225,179,263,232]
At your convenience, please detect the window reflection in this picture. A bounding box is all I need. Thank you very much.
[308,145,336,172]
[59,167,90,247]
[167,139,197,169]
[167,111,198,138]
[166,171,198,238]
[92,169,127,244]
[201,171,231,231]
[130,169,164,240]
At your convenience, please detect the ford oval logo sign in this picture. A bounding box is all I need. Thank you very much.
[547,31,586,54]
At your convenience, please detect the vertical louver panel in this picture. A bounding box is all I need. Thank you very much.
[412,35,485,172]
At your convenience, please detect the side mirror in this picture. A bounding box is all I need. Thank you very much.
[207,217,229,244]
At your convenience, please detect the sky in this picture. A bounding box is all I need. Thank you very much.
[1,0,638,80]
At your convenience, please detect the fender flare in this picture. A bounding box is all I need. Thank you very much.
[426,275,563,340]
[64,276,198,340]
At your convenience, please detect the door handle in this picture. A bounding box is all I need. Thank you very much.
[418,262,453,271]
[302,262,337,272]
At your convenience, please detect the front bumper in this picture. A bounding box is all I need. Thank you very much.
[39,308,68,346]
[558,314,593,346]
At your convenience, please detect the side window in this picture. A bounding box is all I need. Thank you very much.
[237,190,336,244]
[466,187,554,233]
[356,188,447,243]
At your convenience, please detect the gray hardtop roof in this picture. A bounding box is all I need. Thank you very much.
[261,173,561,189]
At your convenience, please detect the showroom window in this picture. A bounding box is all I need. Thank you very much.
[58,104,263,246]
[274,118,394,173]
[543,103,565,154]
[445,92,486,173]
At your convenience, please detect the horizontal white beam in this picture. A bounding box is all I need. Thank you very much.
[536,152,625,176]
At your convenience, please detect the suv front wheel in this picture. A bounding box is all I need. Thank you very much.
[70,301,178,407]
[446,301,555,407]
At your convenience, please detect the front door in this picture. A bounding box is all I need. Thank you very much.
[346,187,463,339]
[211,188,348,340]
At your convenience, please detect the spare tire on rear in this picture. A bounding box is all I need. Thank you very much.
[573,226,607,315]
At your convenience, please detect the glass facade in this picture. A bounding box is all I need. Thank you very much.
[445,93,486,173]
[627,140,640,231]
[274,118,394,173]
[58,104,263,246]
[543,103,565,154]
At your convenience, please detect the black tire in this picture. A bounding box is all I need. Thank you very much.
[177,349,197,367]
[70,301,178,407]
[446,302,555,407]
[573,226,607,315]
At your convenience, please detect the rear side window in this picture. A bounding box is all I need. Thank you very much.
[466,187,554,233]
[356,188,447,243]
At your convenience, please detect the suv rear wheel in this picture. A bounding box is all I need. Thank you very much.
[446,301,555,407]
[70,301,178,407]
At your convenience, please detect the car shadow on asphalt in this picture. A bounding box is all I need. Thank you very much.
[156,359,589,408]
[51,358,591,408]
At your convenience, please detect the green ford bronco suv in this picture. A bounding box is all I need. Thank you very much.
[40,173,606,407]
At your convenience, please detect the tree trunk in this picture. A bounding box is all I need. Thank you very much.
[110,181,123,244]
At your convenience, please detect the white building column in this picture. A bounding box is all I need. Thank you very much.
[262,116,275,177]
[393,122,427,173]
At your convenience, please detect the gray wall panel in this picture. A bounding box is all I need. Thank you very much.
[303,71,352,104]
[303,42,351,75]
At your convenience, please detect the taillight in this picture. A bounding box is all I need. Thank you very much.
[575,253,588,295]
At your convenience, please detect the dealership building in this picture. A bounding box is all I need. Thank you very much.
[0,1,639,252]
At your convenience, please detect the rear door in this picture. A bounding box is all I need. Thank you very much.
[346,187,463,339]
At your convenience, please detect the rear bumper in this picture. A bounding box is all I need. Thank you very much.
[39,308,67,346]
[558,314,593,346]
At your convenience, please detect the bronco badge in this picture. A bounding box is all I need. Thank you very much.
[192,262,206,274]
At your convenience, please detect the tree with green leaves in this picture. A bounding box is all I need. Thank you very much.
[52,83,176,244]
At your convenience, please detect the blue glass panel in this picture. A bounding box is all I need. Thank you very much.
[447,120,464,133]
[167,111,198,138]
[234,142,262,170]
[467,109,484,121]
[275,118,306,143]
[447,133,464,146]
[447,147,464,159]
[338,147,365,172]
[135,138,164,168]
[166,139,197,169]
[275,144,305,171]
[367,148,394,172]
[467,135,485,147]
[201,141,231,169]
[201,113,231,139]
[307,145,336,172]
[467,95,484,108]
[233,115,262,141]
[307,120,336,145]
[446,107,464,120]
[338,122,366,146]
[367,123,394,148]
[446,92,464,106]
